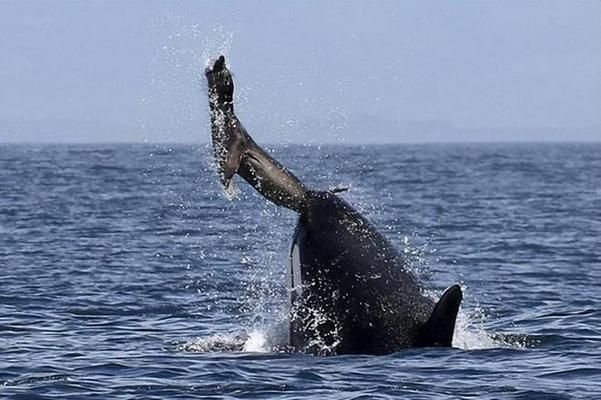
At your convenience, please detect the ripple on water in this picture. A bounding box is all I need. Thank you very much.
[1,143,601,398]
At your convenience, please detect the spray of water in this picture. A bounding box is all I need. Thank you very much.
[177,331,249,353]
[143,19,235,142]
[181,225,514,354]
[453,307,506,350]
[172,25,519,355]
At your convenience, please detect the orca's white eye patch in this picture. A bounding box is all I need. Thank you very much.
[289,243,303,299]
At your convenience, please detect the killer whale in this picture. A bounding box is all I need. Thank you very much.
[205,56,462,355]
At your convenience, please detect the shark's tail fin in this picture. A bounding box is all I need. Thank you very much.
[205,56,308,212]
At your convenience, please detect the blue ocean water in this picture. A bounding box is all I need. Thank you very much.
[1,143,600,399]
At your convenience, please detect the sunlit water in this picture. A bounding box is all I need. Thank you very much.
[1,143,600,399]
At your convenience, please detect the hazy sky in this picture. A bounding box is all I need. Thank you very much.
[1,1,600,143]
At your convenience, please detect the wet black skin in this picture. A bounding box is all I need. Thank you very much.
[206,56,462,355]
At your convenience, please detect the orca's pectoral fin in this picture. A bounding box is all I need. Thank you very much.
[416,284,463,347]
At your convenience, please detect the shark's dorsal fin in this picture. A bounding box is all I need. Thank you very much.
[416,284,463,347]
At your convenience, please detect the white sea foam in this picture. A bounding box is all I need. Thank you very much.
[177,331,248,353]
[178,324,288,354]
[242,329,268,352]
[452,308,510,350]
[222,181,241,200]
[179,285,520,354]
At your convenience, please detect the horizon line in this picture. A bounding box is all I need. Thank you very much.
[1,139,600,146]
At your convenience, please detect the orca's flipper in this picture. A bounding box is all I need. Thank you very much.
[416,284,463,347]
[205,56,308,212]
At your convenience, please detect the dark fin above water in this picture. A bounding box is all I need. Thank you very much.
[329,187,349,194]
[205,56,308,212]
[416,284,463,347]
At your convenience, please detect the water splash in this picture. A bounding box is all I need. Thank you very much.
[178,324,289,354]
[177,331,248,353]
[242,329,268,352]
[180,280,522,354]
[222,181,241,200]
[185,143,525,355]
[143,19,236,142]
[200,25,235,71]
[452,308,510,350]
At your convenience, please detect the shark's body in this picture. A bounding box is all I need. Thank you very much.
[205,56,462,355]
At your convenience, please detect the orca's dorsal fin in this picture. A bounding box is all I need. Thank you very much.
[416,284,463,347]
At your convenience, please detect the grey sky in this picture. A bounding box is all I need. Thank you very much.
[0,0,599,143]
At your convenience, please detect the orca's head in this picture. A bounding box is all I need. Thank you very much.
[205,55,234,109]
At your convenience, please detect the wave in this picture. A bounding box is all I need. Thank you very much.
[176,304,526,355]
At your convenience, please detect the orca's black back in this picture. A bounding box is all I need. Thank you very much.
[289,191,435,354]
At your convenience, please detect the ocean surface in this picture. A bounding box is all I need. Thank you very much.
[1,143,600,399]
